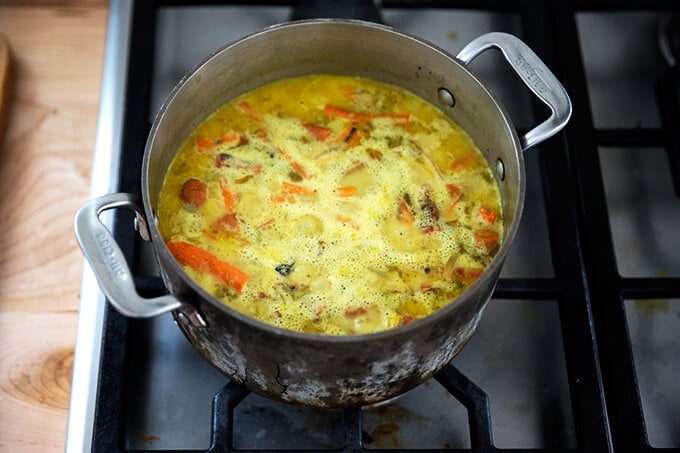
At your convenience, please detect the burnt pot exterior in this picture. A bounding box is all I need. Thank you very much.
[171,265,498,407]
[139,20,527,408]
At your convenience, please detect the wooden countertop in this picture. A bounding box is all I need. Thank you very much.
[0,3,108,451]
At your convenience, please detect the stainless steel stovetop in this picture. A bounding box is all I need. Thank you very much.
[67,2,680,452]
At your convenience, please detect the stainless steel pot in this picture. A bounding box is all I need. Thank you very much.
[74,20,571,408]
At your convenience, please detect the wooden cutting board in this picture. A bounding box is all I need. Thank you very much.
[0,5,107,452]
[0,32,10,145]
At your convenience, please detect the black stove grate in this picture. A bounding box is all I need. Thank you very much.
[92,1,680,451]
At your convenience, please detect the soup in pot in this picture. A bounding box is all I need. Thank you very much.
[157,74,503,335]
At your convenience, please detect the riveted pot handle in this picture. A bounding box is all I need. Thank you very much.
[457,32,572,151]
[74,193,202,323]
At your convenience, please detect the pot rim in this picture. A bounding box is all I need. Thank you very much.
[141,18,526,343]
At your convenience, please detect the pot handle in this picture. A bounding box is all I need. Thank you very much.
[74,193,205,325]
[457,32,572,151]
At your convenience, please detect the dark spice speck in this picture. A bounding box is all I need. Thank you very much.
[275,263,295,276]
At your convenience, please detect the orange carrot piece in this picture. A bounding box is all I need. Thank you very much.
[270,194,296,204]
[334,126,354,144]
[445,194,463,216]
[303,123,332,141]
[446,184,462,198]
[217,131,240,145]
[397,200,415,224]
[196,138,215,152]
[324,104,410,123]
[221,182,237,211]
[196,132,241,152]
[479,207,497,224]
[166,240,248,293]
[345,128,364,148]
[238,100,264,123]
[325,104,359,119]
[259,218,275,229]
[473,228,500,250]
[454,267,485,284]
[450,154,477,171]
[281,181,315,195]
[272,146,311,179]
[333,186,356,197]
[289,161,310,179]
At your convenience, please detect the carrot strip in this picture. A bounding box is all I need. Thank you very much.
[289,161,310,179]
[333,186,356,197]
[450,154,477,171]
[256,131,312,179]
[273,146,311,179]
[216,131,240,145]
[334,127,354,144]
[238,101,264,123]
[345,128,364,148]
[281,181,315,195]
[397,200,415,224]
[270,194,296,204]
[196,132,241,152]
[445,194,463,216]
[479,207,497,224]
[196,138,215,152]
[303,123,332,141]
[221,181,237,211]
[166,240,248,293]
[446,184,462,198]
[259,218,275,229]
[324,104,410,123]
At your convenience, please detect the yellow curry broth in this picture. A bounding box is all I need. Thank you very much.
[157,74,503,335]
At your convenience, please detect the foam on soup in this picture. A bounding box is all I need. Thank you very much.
[157,75,503,335]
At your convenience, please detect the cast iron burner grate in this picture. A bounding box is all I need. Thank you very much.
[116,363,493,453]
[90,1,680,452]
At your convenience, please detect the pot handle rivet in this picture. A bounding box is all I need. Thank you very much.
[496,158,506,181]
[437,87,456,107]
[457,32,572,151]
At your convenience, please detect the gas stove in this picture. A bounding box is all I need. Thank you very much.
[66,1,680,452]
